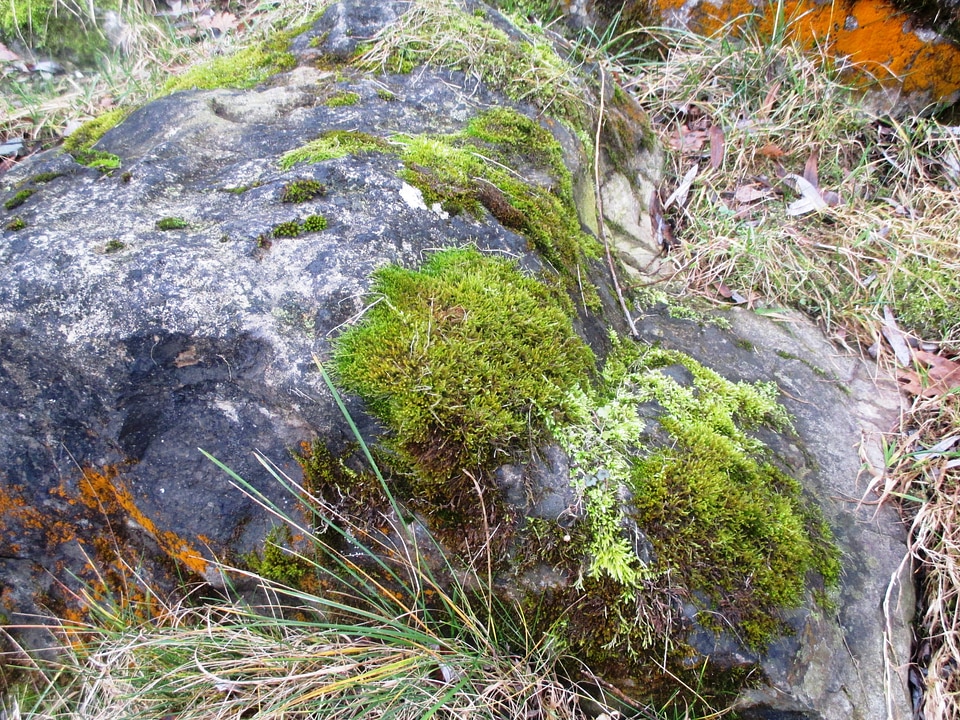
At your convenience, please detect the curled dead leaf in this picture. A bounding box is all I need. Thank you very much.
[898,350,960,398]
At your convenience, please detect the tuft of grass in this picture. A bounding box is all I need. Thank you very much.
[4,367,600,720]
[624,25,960,350]
[357,0,588,127]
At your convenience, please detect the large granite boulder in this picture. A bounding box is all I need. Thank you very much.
[0,1,911,717]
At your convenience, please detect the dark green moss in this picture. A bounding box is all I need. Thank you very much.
[272,221,303,238]
[333,246,595,501]
[271,215,327,238]
[4,189,34,210]
[280,179,326,203]
[156,217,189,231]
[104,239,126,253]
[29,171,63,184]
[5,216,26,231]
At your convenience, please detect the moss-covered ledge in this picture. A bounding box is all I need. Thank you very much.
[318,245,840,709]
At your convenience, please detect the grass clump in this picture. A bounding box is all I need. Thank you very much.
[333,246,595,498]
[155,216,189,231]
[357,0,588,127]
[7,441,595,720]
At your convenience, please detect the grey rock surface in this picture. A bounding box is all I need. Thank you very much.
[0,2,911,718]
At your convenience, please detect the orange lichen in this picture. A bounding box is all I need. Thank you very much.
[79,468,209,576]
[652,0,960,100]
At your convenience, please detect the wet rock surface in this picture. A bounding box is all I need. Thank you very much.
[0,2,911,718]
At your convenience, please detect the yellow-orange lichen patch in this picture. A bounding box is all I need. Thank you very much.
[652,0,960,101]
[0,484,47,540]
[79,468,210,577]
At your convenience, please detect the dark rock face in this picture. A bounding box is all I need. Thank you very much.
[0,2,911,718]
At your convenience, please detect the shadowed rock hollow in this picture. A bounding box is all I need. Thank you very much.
[0,1,912,717]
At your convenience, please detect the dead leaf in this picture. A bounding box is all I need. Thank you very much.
[734,184,773,204]
[759,82,781,117]
[881,306,913,367]
[709,124,725,170]
[803,149,819,188]
[782,173,828,215]
[758,143,786,159]
[711,282,748,304]
[662,164,699,209]
[668,128,707,154]
[898,350,960,398]
[197,11,238,34]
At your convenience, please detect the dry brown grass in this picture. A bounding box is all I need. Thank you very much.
[621,22,960,720]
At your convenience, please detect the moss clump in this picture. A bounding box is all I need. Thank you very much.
[4,189,35,210]
[302,214,328,232]
[245,525,311,587]
[279,130,392,169]
[29,171,63,184]
[156,217,189,231]
[162,28,299,93]
[324,91,360,107]
[551,340,840,648]
[333,246,595,498]
[104,239,125,252]
[395,108,600,299]
[5,217,26,231]
[271,215,327,238]
[63,107,129,169]
[891,257,960,343]
[280,179,326,203]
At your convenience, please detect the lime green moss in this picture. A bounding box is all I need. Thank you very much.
[280,130,392,169]
[5,216,26,231]
[396,108,601,299]
[156,217,189,231]
[4,188,34,210]
[324,91,360,107]
[162,28,299,93]
[552,340,839,648]
[63,107,128,170]
[333,246,595,499]
[280,179,326,203]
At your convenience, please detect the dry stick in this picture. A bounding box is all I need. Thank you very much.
[593,68,639,337]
